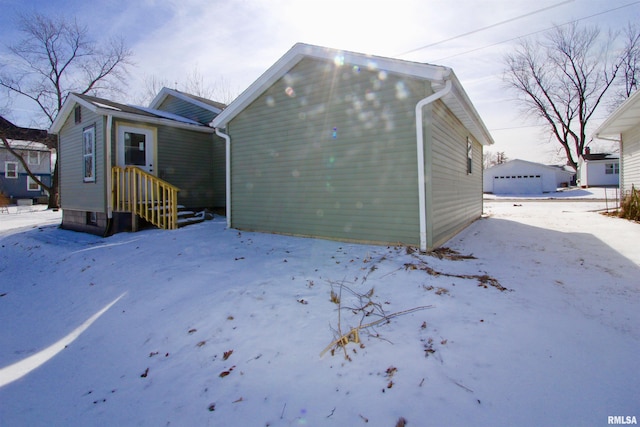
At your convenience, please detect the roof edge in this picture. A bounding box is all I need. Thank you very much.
[150,87,224,114]
[212,42,452,128]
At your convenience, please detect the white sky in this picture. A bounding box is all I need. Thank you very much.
[1,0,639,164]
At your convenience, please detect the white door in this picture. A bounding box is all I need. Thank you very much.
[117,126,155,175]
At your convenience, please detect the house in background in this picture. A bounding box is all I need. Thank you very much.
[212,43,494,251]
[483,159,575,194]
[0,117,53,205]
[594,89,640,194]
[50,88,226,235]
[576,150,619,188]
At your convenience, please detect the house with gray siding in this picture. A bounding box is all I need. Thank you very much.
[212,43,494,251]
[595,89,640,195]
[50,88,226,235]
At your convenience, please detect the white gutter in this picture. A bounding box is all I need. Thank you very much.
[214,127,232,228]
[106,114,113,219]
[415,79,452,251]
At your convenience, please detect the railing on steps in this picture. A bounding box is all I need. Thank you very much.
[112,166,180,230]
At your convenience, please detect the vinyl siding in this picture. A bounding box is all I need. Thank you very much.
[228,57,428,245]
[428,100,482,248]
[58,105,107,211]
[156,125,218,208]
[211,134,226,207]
[157,96,217,125]
[621,122,640,194]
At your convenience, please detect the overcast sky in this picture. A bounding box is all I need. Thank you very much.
[1,0,639,164]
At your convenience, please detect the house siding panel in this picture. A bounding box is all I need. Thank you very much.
[58,105,106,212]
[211,135,226,207]
[158,97,217,125]
[228,57,427,245]
[429,100,482,247]
[621,122,640,194]
[156,125,218,208]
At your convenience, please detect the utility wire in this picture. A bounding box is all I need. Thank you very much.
[434,0,640,62]
[397,0,574,56]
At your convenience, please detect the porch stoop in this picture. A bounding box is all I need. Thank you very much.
[176,206,214,228]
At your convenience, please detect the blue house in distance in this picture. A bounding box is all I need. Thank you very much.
[0,117,53,205]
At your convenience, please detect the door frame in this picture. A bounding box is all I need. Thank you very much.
[116,123,157,176]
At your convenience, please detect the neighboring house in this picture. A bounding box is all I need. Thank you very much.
[49,88,226,235]
[212,43,494,251]
[594,89,640,194]
[576,151,619,188]
[483,159,575,194]
[0,117,53,204]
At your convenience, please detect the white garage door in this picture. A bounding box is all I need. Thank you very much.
[493,174,543,194]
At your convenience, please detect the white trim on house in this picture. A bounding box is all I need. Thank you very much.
[211,43,494,147]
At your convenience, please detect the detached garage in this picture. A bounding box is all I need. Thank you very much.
[484,159,574,194]
[212,43,494,251]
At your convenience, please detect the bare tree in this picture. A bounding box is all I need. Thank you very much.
[483,150,507,169]
[0,11,133,207]
[615,23,640,104]
[134,67,239,106]
[504,22,639,170]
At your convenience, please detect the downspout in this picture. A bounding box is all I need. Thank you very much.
[106,114,113,219]
[214,127,231,228]
[415,78,452,252]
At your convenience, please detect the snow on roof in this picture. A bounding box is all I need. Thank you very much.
[1,139,50,151]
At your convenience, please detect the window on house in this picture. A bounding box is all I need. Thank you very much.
[83,126,96,182]
[605,163,619,174]
[4,162,18,178]
[28,151,41,165]
[27,176,40,191]
[467,137,473,174]
[75,106,82,124]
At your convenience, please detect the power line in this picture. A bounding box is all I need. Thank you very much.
[397,0,574,56]
[434,0,640,62]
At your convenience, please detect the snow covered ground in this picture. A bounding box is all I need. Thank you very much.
[1,191,638,426]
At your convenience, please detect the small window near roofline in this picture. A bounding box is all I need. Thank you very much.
[74,106,82,124]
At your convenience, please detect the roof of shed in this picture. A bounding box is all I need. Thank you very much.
[582,153,619,161]
[211,43,494,146]
[485,158,575,176]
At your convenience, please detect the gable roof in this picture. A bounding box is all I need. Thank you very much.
[211,43,494,146]
[485,158,575,176]
[149,87,226,113]
[50,93,215,134]
[595,90,640,138]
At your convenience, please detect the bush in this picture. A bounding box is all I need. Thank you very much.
[619,185,640,221]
